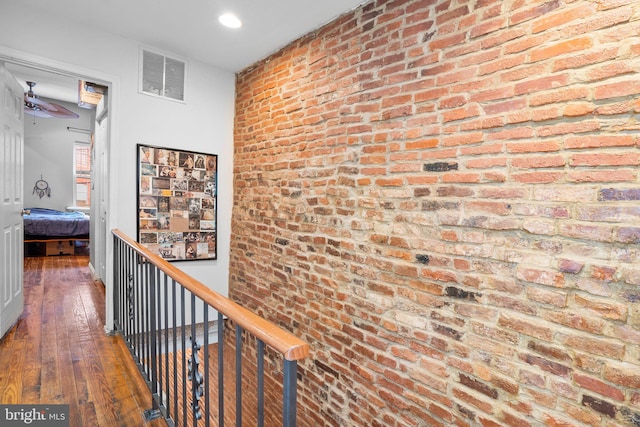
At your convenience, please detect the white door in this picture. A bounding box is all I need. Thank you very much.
[93,97,108,282]
[0,63,24,339]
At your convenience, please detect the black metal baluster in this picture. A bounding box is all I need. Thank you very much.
[172,279,178,424]
[118,240,125,333]
[236,325,242,427]
[136,256,142,365]
[257,339,265,427]
[120,239,125,333]
[203,303,210,427]
[143,264,163,422]
[149,264,158,396]
[163,274,170,418]
[135,255,142,365]
[283,360,298,427]
[144,259,150,379]
[141,256,147,368]
[155,270,163,414]
[189,294,204,424]
[218,312,224,427]
[113,236,118,330]
[126,246,134,346]
[181,287,187,426]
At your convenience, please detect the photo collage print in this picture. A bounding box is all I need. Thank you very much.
[137,144,217,260]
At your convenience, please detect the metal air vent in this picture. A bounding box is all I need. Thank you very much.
[139,48,186,102]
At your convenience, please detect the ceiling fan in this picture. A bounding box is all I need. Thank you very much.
[23,81,79,119]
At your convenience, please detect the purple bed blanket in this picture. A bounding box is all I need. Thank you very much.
[24,208,90,237]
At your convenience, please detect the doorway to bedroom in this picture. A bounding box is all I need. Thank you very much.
[21,88,94,258]
[5,60,111,286]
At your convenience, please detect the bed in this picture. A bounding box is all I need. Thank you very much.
[24,208,90,242]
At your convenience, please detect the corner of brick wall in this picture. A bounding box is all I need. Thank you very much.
[231,0,640,425]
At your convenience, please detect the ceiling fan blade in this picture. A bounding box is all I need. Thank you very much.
[24,100,79,119]
[24,107,54,118]
[40,102,80,119]
[24,95,45,105]
[23,81,79,119]
[25,94,54,109]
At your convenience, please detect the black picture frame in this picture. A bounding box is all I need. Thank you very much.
[137,143,217,261]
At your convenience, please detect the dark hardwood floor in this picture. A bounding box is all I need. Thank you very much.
[0,254,167,427]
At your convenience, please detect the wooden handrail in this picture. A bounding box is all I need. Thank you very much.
[112,229,310,361]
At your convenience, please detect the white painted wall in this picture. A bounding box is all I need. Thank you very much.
[0,4,235,300]
[24,99,93,212]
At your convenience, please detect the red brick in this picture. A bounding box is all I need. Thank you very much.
[530,87,589,106]
[470,17,507,38]
[604,362,640,388]
[458,48,501,67]
[568,170,635,183]
[429,32,466,50]
[512,155,565,169]
[498,314,554,340]
[563,102,595,117]
[481,26,525,51]
[442,132,484,146]
[537,120,601,136]
[442,104,481,122]
[483,98,527,115]
[563,335,625,359]
[514,74,570,96]
[587,62,634,82]
[571,152,639,167]
[594,80,640,100]
[479,54,526,76]
[500,63,546,83]
[573,374,624,401]
[438,94,467,109]
[530,37,593,63]
[513,172,562,183]
[531,2,596,33]
[510,0,561,25]
[565,135,635,149]
[466,157,507,169]
[574,294,628,321]
[506,140,561,153]
[504,34,546,54]
[436,5,470,25]
[552,46,619,72]
[561,6,633,37]
[436,68,478,87]
[526,287,568,308]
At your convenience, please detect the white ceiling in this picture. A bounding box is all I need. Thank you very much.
[7,0,368,103]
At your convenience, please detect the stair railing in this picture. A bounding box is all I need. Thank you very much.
[112,229,310,426]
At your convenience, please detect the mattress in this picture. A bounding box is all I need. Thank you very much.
[24,208,90,238]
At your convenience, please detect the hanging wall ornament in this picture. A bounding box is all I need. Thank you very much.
[33,175,51,199]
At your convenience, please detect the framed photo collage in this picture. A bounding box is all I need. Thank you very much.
[137,143,217,261]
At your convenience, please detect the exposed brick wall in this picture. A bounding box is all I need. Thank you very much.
[231,0,640,425]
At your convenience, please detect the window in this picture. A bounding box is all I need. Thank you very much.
[74,142,91,207]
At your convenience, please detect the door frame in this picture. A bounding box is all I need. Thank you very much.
[0,46,119,332]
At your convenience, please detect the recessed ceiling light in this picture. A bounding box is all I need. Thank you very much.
[219,13,242,29]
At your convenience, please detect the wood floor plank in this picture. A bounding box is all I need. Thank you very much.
[57,286,82,426]
[0,338,26,404]
[79,401,99,427]
[0,254,167,427]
